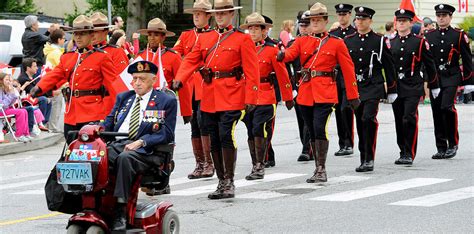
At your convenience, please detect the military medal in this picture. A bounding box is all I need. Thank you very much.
[152,123,160,132]
[148,101,155,107]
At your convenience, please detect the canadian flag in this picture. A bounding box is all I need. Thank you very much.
[459,0,469,13]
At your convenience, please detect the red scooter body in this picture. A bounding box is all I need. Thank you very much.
[58,125,178,233]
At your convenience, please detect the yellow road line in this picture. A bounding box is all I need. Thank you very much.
[0,212,63,227]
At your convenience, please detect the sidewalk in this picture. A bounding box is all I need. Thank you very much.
[0,132,64,156]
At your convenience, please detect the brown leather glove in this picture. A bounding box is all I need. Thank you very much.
[348,98,361,111]
[172,80,183,91]
[285,100,294,110]
[245,104,256,113]
[30,86,42,98]
[183,116,192,125]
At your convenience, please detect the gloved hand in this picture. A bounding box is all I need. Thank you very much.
[348,98,361,110]
[387,93,398,104]
[29,86,42,98]
[285,100,294,110]
[245,104,256,113]
[172,80,183,91]
[431,88,441,99]
[463,85,474,94]
[183,116,192,125]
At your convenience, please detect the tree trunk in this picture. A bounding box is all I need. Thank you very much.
[126,0,144,39]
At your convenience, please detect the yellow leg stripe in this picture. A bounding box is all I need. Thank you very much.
[231,110,246,148]
[325,106,335,140]
[263,104,277,138]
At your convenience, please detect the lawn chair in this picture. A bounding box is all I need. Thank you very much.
[0,103,18,141]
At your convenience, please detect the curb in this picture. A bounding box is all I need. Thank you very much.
[0,133,64,156]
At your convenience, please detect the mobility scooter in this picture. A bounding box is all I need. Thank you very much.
[54,124,178,233]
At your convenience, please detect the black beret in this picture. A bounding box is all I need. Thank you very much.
[127,60,158,75]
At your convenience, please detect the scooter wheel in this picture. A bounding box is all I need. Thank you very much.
[161,209,179,234]
[66,224,85,234]
[86,225,106,234]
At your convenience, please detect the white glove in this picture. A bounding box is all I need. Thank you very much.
[292,90,298,98]
[387,93,398,104]
[431,88,440,99]
[463,85,474,94]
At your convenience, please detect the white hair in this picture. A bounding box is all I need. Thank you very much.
[24,15,38,28]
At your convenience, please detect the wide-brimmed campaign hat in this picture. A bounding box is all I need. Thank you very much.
[206,0,243,13]
[240,12,273,30]
[184,0,212,14]
[137,18,176,37]
[65,15,94,33]
[306,2,328,18]
[90,12,113,30]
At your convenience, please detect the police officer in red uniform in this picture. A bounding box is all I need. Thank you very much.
[30,15,121,142]
[424,4,473,159]
[329,3,357,156]
[278,2,360,183]
[137,18,193,121]
[389,9,439,165]
[240,12,294,180]
[173,0,259,199]
[90,12,130,115]
[173,0,215,179]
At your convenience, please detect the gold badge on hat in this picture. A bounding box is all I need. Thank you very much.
[137,62,144,72]
[144,63,150,72]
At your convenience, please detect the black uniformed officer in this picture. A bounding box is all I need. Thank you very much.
[329,3,357,156]
[344,6,397,172]
[390,9,439,165]
[424,4,473,159]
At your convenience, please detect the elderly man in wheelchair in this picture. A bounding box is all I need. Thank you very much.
[101,61,177,231]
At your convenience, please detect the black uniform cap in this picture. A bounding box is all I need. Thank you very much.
[335,3,353,13]
[395,9,415,20]
[354,6,375,19]
[434,4,456,14]
[128,61,158,75]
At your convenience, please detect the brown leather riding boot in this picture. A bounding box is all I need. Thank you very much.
[188,138,204,179]
[221,148,237,199]
[315,140,329,182]
[247,137,265,180]
[245,139,258,180]
[306,141,319,183]
[207,149,226,199]
[201,135,214,177]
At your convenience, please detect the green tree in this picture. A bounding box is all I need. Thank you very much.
[458,15,474,40]
[0,0,36,13]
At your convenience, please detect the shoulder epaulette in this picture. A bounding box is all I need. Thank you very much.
[93,47,106,53]
[165,47,178,54]
[345,32,357,39]
[453,27,464,32]
[425,29,436,34]
[374,32,384,37]
[234,28,246,33]
[328,34,342,40]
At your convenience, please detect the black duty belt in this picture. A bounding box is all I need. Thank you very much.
[73,88,103,97]
[309,70,335,78]
[213,70,239,79]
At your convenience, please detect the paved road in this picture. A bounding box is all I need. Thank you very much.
[1,103,473,233]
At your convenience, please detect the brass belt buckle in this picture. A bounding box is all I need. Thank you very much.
[74,90,80,97]
[310,70,317,77]
[214,71,220,79]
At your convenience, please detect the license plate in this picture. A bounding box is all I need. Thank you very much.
[56,163,93,185]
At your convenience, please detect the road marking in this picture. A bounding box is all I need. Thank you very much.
[0,172,50,182]
[238,191,289,199]
[389,186,474,207]
[0,179,45,191]
[281,175,371,189]
[169,173,305,196]
[0,212,62,227]
[11,189,45,195]
[310,178,452,202]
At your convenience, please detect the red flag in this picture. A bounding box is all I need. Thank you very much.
[399,0,422,22]
[459,0,469,13]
